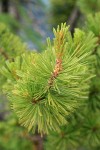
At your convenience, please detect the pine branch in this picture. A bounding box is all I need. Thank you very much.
[1,23,97,134]
[48,25,66,88]
[48,58,62,87]
[0,23,27,89]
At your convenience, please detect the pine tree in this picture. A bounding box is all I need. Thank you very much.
[0,5,100,150]
[1,23,97,135]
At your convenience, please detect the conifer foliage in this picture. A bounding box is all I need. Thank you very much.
[0,23,27,90]
[45,13,100,150]
[77,0,100,14]
[0,11,100,150]
[1,23,97,135]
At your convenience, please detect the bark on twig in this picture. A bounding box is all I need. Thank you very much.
[26,134,44,150]
[33,134,44,150]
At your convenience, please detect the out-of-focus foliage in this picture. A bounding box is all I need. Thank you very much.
[50,0,77,27]
[77,0,100,15]
[0,23,27,90]
[45,109,100,150]
[0,14,19,32]
[0,114,33,150]
[86,12,100,111]
[86,12,100,37]
[0,23,33,150]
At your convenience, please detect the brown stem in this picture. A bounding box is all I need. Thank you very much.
[48,58,62,87]
[32,96,45,104]
[32,58,62,104]
[33,134,44,150]
[25,133,44,150]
